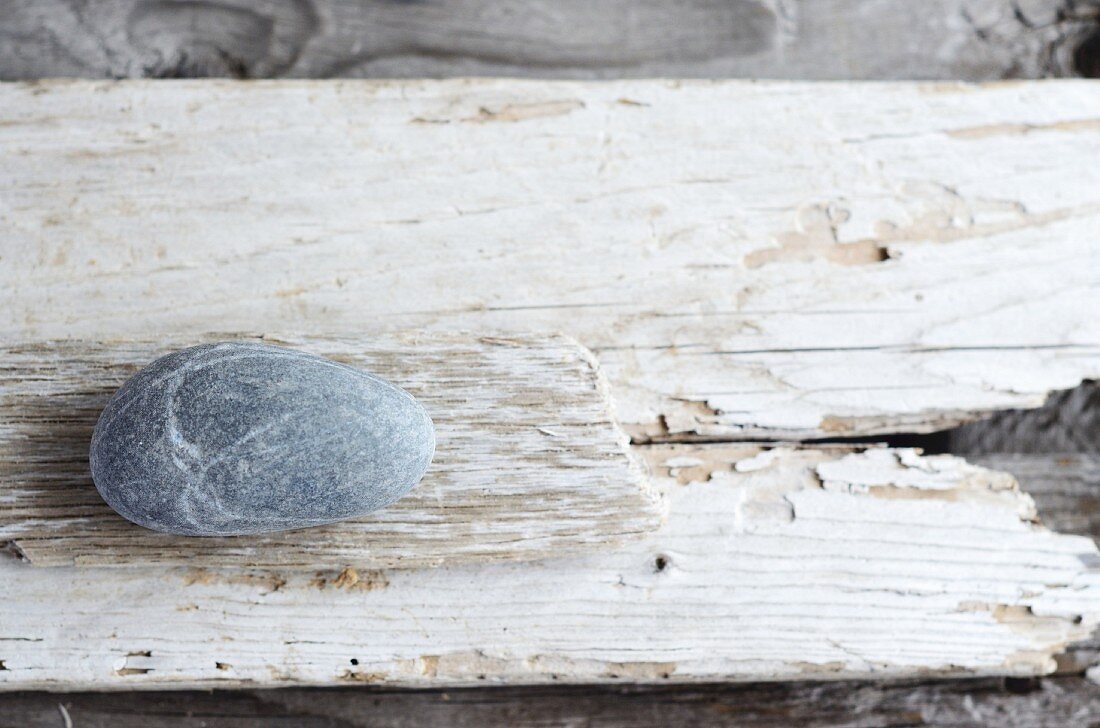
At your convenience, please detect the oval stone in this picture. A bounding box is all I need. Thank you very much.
[89,341,435,536]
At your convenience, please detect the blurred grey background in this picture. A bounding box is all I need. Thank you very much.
[1,0,1098,81]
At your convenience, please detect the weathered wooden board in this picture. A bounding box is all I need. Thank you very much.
[2,80,1099,689]
[973,454,1100,539]
[0,334,659,568]
[0,0,1097,81]
[974,453,1100,677]
[2,80,1099,440]
[1,446,1097,689]
[3,677,1098,728]
[959,387,1100,679]
[6,438,1100,715]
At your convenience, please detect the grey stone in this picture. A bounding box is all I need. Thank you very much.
[89,342,435,536]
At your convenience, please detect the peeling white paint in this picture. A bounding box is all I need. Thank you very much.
[1,80,1098,689]
[1,80,1098,439]
[1,448,1095,689]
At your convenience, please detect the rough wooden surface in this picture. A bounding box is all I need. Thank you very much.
[976,453,1100,676]
[3,80,1099,441]
[2,79,1099,689]
[995,454,1100,676]
[973,454,1100,538]
[3,677,1099,728]
[6,447,1099,714]
[959,387,1100,675]
[0,333,658,568]
[1,0,1098,81]
[2,446,1098,689]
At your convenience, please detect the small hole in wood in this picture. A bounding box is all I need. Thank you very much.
[0,660,7,671]
[654,555,670,573]
[350,658,359,666]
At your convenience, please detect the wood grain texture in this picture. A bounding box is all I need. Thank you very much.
[954,385,1100,677]
[2,677,1099,728]
[974,453,1100,676]
[0,0,1098,81]
[2,446,1098,689]
[0,333,659,568]
[2,80,1099,440]
[974,454,1100,539]
[2,79,1099,688]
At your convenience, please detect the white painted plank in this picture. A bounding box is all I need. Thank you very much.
[1,447,1096,689]
[1,80,1098,438]
[0,333,659,568]
[1,80,1098,688]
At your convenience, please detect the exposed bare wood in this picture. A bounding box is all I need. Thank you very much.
[0,333,659,568]
[0,0,1098,81]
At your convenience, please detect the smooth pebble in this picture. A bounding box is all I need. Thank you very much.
[90,341,435,536]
